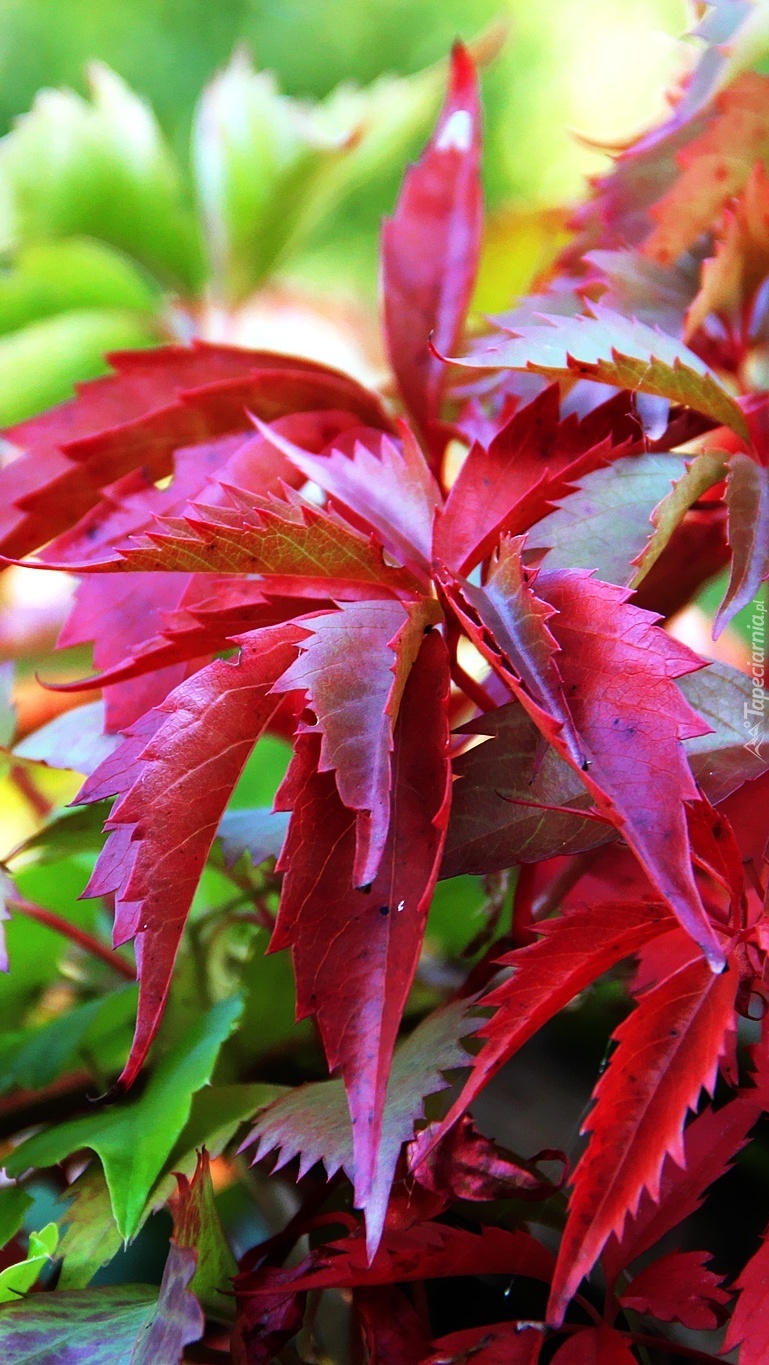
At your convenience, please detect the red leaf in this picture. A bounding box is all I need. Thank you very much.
[537,570,723,967]
[0,343,390,558]
[720,770,769,872]
[549,1327,637,1365]
[270,629,451,1250]
[355,1286,429,1365]
[55,484,421,599]
[410,1114,564,1203]
[60,573,204,732]
[620,1249,729,1330]
[255,416,441,573]
[273,596,442,887]
[51,581,322,720]
[53,580,316,708]
[547,956,738,1326]
[39,410,357,567]
[232,1282,305,1365]
[724,1223,769,1363]
[435,386,619,575]
[716,452,769,635]
[382,43,482,432]
[1,345,259,557]
[602,1063,766,1282]
[238,1221,555,1298]
[446,537,586,770]
[644,73,769,267]
[424,1322,544,1365]
[415,901,671,1156]
[77,620,305,1086]
[441,701,613,878]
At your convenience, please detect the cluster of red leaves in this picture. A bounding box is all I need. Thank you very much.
[2,29,769,1363]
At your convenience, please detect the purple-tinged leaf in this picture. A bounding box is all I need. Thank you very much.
[0,1245,202,1364]
[245,999,478,1215]
[451,304,749,441]
[274,596,441,887]
[447,536,586,770]
[254,416,441,572]
[441,702,612,878]
[271,630,451,1251]
[537,570,723,967]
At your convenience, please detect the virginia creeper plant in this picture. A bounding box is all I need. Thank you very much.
[0,7,768,1362]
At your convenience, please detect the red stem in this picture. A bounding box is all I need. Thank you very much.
[9,897,135,981]
[511,863,537,946]
[10,765,53,820]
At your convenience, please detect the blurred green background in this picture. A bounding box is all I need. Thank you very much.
[0,0,688,428]
[0,0,686,212]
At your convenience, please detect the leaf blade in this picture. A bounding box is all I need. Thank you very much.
[547,957,738,1325]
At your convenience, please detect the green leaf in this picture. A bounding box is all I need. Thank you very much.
[192,48,450,304]
[228,733,292,809]
[166,1084,286,1179]
[145,1082,286,1224]
[0,988,136,1097]
[0,863,103,1029]
[171,1151,236,1323]
[231,927,312,1066]
[453,304,749,441]
[630,449,729,587]
[0,239,160,338]
[0,64,203,291]
[0,1224,58,1303]
[6,996,243,1240]
[193,51,353,302]
[426,876,492,958]
[0,308,159,427]
[6,804,110,870]
[57,1167,122,1291]
[0,1186,33,1252]
[528,454,694,585]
